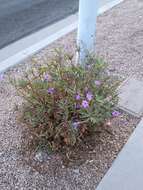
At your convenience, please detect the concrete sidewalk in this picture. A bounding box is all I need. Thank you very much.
[97,118,143,190]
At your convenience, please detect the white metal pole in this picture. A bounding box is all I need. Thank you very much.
[77,0,99,63]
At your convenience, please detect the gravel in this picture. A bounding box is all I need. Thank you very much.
[0,0,142,189]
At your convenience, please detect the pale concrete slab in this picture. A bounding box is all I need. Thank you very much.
[96,118,143,190]
[118,78,143,117]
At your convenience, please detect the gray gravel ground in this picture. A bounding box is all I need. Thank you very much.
[96,0,143,80]
[0,0,142,189]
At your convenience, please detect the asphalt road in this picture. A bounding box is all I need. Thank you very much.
[0,0,112,49]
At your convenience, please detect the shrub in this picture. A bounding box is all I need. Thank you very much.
[12,49,118,151]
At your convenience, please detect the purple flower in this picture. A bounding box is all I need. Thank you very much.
[47,87,55,94]
[112,111,121,117]
[75,104,80,110]
[0,74,4,81]
[86,91,93,101]
[82,100,89,109]
[44,73,51,81]
[75,94,81,100]
[72,122,79,130]
[95,80,101,86]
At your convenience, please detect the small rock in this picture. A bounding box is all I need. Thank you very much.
[86,160,94,164]
[62,165,65,169]
[88,160,94,163]
[73,169,80,175]
[0,152,4,157]
[34,151,50,163]
[109,68,116,72]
